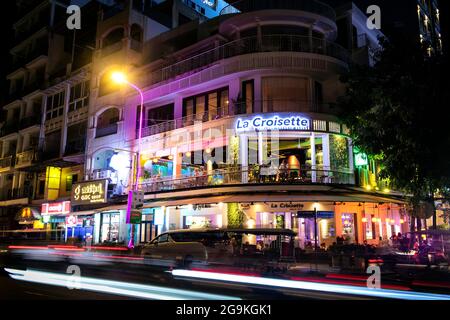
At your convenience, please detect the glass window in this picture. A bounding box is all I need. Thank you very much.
[219,89,229,114]
[262,77,309,112]
[183,87,229,121]
[100,212,120,243]
[208,92,217,120]
[158,233,169,243]
[66,175,73,192]
[195,96,205,120]
[46,91,65,120]
[242,80,254,114]
[69,80,90,112]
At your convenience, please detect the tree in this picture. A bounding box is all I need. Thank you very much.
[337,36,450,230]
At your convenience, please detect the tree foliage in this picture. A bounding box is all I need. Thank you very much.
[337,37,450,226]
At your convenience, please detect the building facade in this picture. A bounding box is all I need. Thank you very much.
[6,0,440,246]
[0,0,220,240]
[81,0,411,247]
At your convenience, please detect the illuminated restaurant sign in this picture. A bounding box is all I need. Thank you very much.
[201,0,217,9]
[41,201,71,215]
[236,115,310,132]
[71,179,108,206]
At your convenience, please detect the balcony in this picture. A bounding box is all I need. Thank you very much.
[0,123,20,137]
[101,42,123,57]
[220,0,336,21]
[140,105,232,138]
[157,34,349,84]
[6,186,34,201]
[15,149,39,169]
[19,115,42,130]
[95,123,118,138]
[0,156,14,172]
[140,166,355,193]
[64,138,86,156]
[139,100,332,138]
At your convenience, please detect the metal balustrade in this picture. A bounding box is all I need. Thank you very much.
[15,150,38,167]
[220,0,336,21]
[0,156,13,169]
[95,123,118,138]
[139,99,331,138]
[139,166,355,193]
[157,34,350,84]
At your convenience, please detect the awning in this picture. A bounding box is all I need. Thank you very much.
[143,192,405,208]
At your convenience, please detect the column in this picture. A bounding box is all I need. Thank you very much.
[310,133,316,182]
[60,83,70,157]
[348,138,355,184]
[172,148,182,178]
[240,134,248,183]
[174,95,183,127]
[258,132,263,165]
[322,134,331,174]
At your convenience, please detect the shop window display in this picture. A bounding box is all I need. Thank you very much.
[100,212,120,243]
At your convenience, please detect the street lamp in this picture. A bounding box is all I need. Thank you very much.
[111,71,145,248]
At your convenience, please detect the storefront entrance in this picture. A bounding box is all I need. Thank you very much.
[99,212,120,243]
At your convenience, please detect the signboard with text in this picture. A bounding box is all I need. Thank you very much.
[297,211,334,219]
[71,179,108,206]
[41,201,71,215]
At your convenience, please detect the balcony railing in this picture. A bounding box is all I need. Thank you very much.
[7,186,34,200]
[0,156,13,170]
[140,105,232,138]
[96,123,118,138]
[139,166,355,193]
[158,34,349,83]
[15,150,39,168]
[220,0,336,21]
[0,123,20,137]
[139,99,331,138]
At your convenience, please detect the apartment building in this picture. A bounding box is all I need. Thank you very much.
[80,0,409,246]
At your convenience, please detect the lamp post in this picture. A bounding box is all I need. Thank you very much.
[111,71,145,248]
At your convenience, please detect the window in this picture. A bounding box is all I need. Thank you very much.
[96,108,119,138]
[102,28,124,48]
[69,80,90,112]
[153,233,169,243]
[262,77,309,112]
[242,80,254,114]
[182,87,229,122]
[65,174,78,192]
[46,91,65,120]
[147,104,174,126]
[100,212,120,243]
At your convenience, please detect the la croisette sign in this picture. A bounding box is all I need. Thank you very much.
[71,179,108,206]
[235,115,310,132]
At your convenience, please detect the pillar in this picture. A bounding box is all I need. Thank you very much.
[310,132,316,182]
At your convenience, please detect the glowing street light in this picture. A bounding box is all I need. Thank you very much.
[111,71,145,249]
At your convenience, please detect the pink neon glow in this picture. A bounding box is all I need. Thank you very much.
[89,246,129,251]
[8,246,48,250]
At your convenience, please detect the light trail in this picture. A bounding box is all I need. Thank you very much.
[171,269,450,300]
[4,268,240,300]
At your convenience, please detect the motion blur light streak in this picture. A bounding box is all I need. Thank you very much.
[171,269,450,300]
[4,268,240,300]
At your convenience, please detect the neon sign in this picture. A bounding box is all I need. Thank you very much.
[41,201,71,215]
[235,115,310,132]
[201,0,217,9]
[71,179,108,205]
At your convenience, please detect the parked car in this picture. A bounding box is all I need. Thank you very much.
[140,228,296,269]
